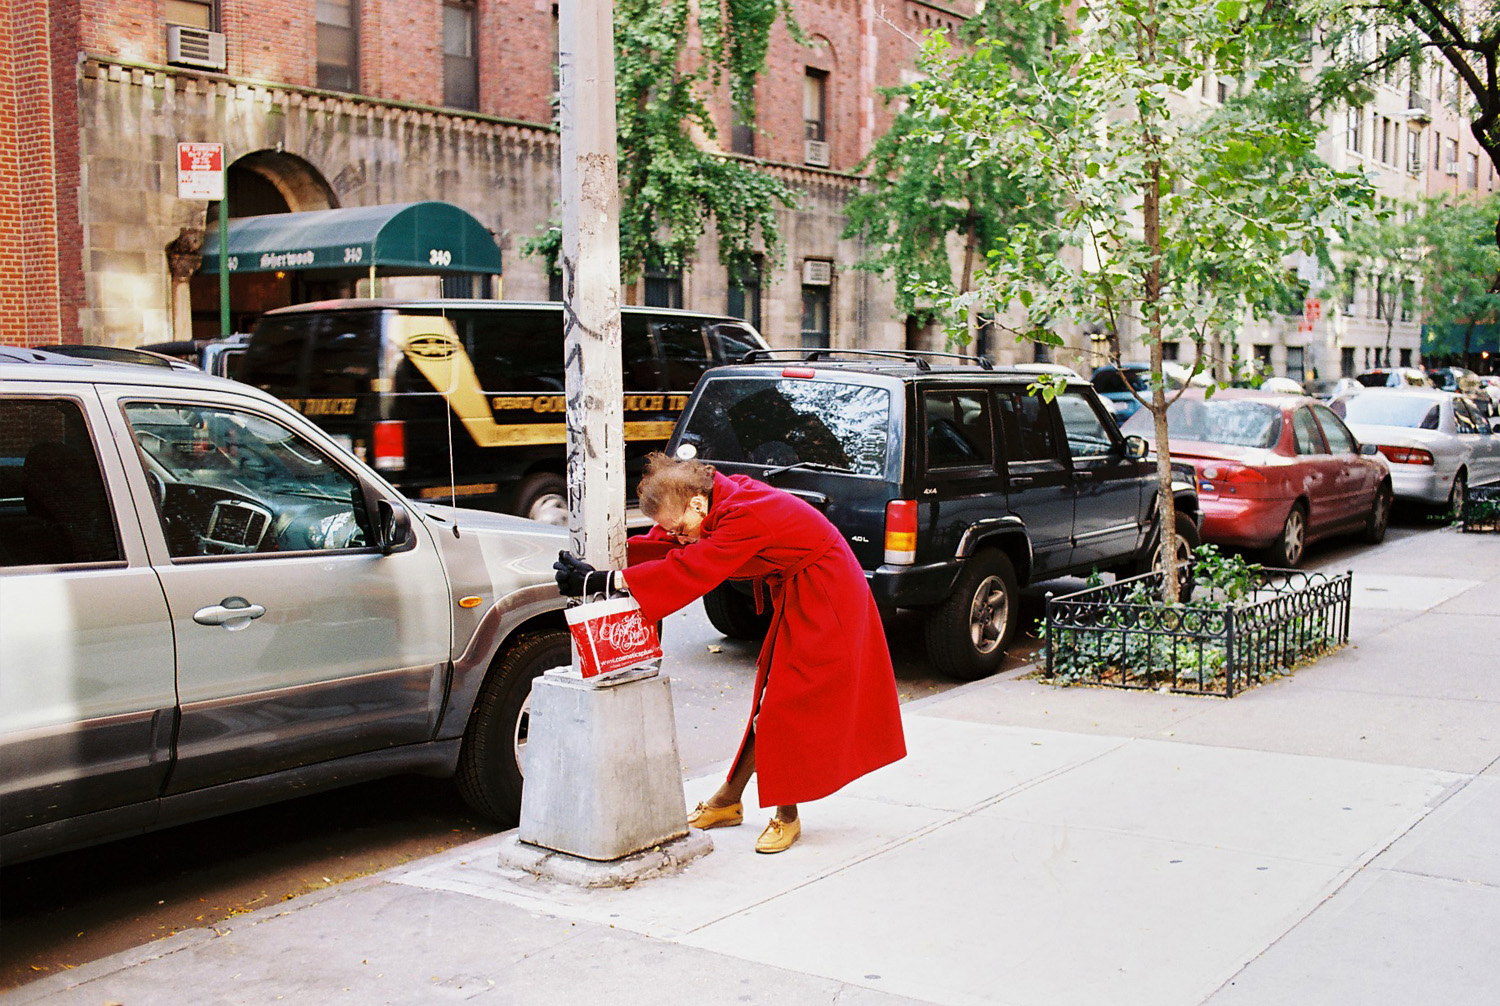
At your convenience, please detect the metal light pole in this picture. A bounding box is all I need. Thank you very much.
[510,0,706,872]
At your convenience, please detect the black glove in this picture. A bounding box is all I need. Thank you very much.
[554,550,616,597]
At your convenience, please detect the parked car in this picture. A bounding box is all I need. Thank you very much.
[1091,362,1208,420]
[1355,367,1434,390]
[138,333,252,380]
[1428,366,1497,419]
[240,300,768,524]
[1331,387,1500,511]
[1120,389,1391,567]
[45,344,199,371]
[0,348,570,864]
[669,349,1201,680]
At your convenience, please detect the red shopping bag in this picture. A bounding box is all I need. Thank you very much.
[564,595,663,679]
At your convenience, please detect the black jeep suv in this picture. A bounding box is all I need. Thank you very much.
[668,350,1200,680]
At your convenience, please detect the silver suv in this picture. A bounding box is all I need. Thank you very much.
[0,348,569,863]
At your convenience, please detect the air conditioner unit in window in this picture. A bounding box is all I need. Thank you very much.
[167,25,227,71]
[802,260,832,286]
[1443,161,1460,176]
[803,139,830,168]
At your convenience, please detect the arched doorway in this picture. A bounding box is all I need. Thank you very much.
[189,151,340,337]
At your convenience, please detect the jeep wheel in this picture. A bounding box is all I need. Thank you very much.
[516,472,569,526]
[925,550,1019,682]
[703,582,772,640]
[455,630,571,822]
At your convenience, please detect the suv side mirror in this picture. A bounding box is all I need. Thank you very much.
[1123,435,1149,461]
[377,498,414,554]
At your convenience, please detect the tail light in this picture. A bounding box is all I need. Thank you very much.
[1200,464,1268,484]
[1376,445,1435,466]
[373,420,406,471]
[884,499,917,565]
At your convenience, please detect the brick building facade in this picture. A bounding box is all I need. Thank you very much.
[3,0,987,354]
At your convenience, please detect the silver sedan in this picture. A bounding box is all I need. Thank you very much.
[1333,388,1500,509]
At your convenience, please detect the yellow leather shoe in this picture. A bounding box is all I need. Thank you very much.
[754,816,801,854]
[687,801,743,830]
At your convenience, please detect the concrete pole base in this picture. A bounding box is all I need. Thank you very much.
[497,828,713,889]
[517,669,693,861]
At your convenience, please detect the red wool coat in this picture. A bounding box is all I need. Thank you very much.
[624,473,906,807]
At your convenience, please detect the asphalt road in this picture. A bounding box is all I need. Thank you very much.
[0,513,1435,990]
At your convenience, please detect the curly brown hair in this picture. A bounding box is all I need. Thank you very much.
[637,452,716,519]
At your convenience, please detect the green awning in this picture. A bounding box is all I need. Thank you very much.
[199,201,503,275]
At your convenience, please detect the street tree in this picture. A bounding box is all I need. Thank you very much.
[1412,194,1500,361]
[843,4,1066,332]
[1336,205,1424,366]
[899,0,1372,602]
[528,0,801,285]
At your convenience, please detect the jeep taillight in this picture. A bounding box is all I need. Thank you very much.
[373,420,406,471]
[884,499,917,565]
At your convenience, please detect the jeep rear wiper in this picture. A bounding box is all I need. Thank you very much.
[762,460,854,477]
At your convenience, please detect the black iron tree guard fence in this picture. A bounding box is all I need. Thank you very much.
[1044,568,1353,698]
[1461,485,1500,534]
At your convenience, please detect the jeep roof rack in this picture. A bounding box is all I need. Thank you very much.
[739,348,993,371]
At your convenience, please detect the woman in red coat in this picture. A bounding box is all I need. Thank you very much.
[554,453,905,853]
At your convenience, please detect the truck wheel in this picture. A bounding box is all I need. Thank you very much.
[703,582,772,640]
[455,630,571,823]
[516,473,569,526]
[925,549,1019,682]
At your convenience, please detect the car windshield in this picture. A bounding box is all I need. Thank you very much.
[1121,398,1282,448]
[680,378,891,476]
[1337,394,1441,430]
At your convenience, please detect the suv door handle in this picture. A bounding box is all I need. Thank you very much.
[194,597,266,629]
[1072,470,1094,481]
[1009,476,1035,488]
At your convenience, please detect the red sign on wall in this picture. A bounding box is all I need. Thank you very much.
[177,142,224,200]
[1303,297,1322,323]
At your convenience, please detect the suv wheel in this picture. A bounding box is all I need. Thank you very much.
[703,583,772,640]
[517,473,569,526]
[456,630,571,822]
[925,549,1019,682]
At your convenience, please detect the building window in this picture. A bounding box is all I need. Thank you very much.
[644,266,683,309]
[1345,107,1363,154]
[1286,346,1305,381]
[727,257,762,332]
[800,282,831,349]
[443,1,478,111]
[731,116,756,156]
[164,0,215,29]
[1407,129,1422,174]
[1032,340,1053,364]
[317,0,358,92]
[1343,269,1358,315]
[1379,115,1392,164]
[804,69,828,142]
[1216,79,1230,104]
[1400,348,1413,367]
[1253,344,1273,374]
[1341,346,1355,377]
[1400,282,1414,322]
[1466,152,1479,189]
[1161,341,1180,362]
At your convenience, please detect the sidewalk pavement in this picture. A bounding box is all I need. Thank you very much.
[11,526,1499,1006]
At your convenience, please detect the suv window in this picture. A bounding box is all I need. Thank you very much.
[1292,407,1327,455]
[923,390,994,470]
[680,378,890,475]
[0,398,121,567]
[125,403,371,557]
[1056,390,1115,458]
[996,389,1061,462]
[465,308,567,392]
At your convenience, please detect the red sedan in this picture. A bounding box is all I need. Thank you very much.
[1120,389,1393,566]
